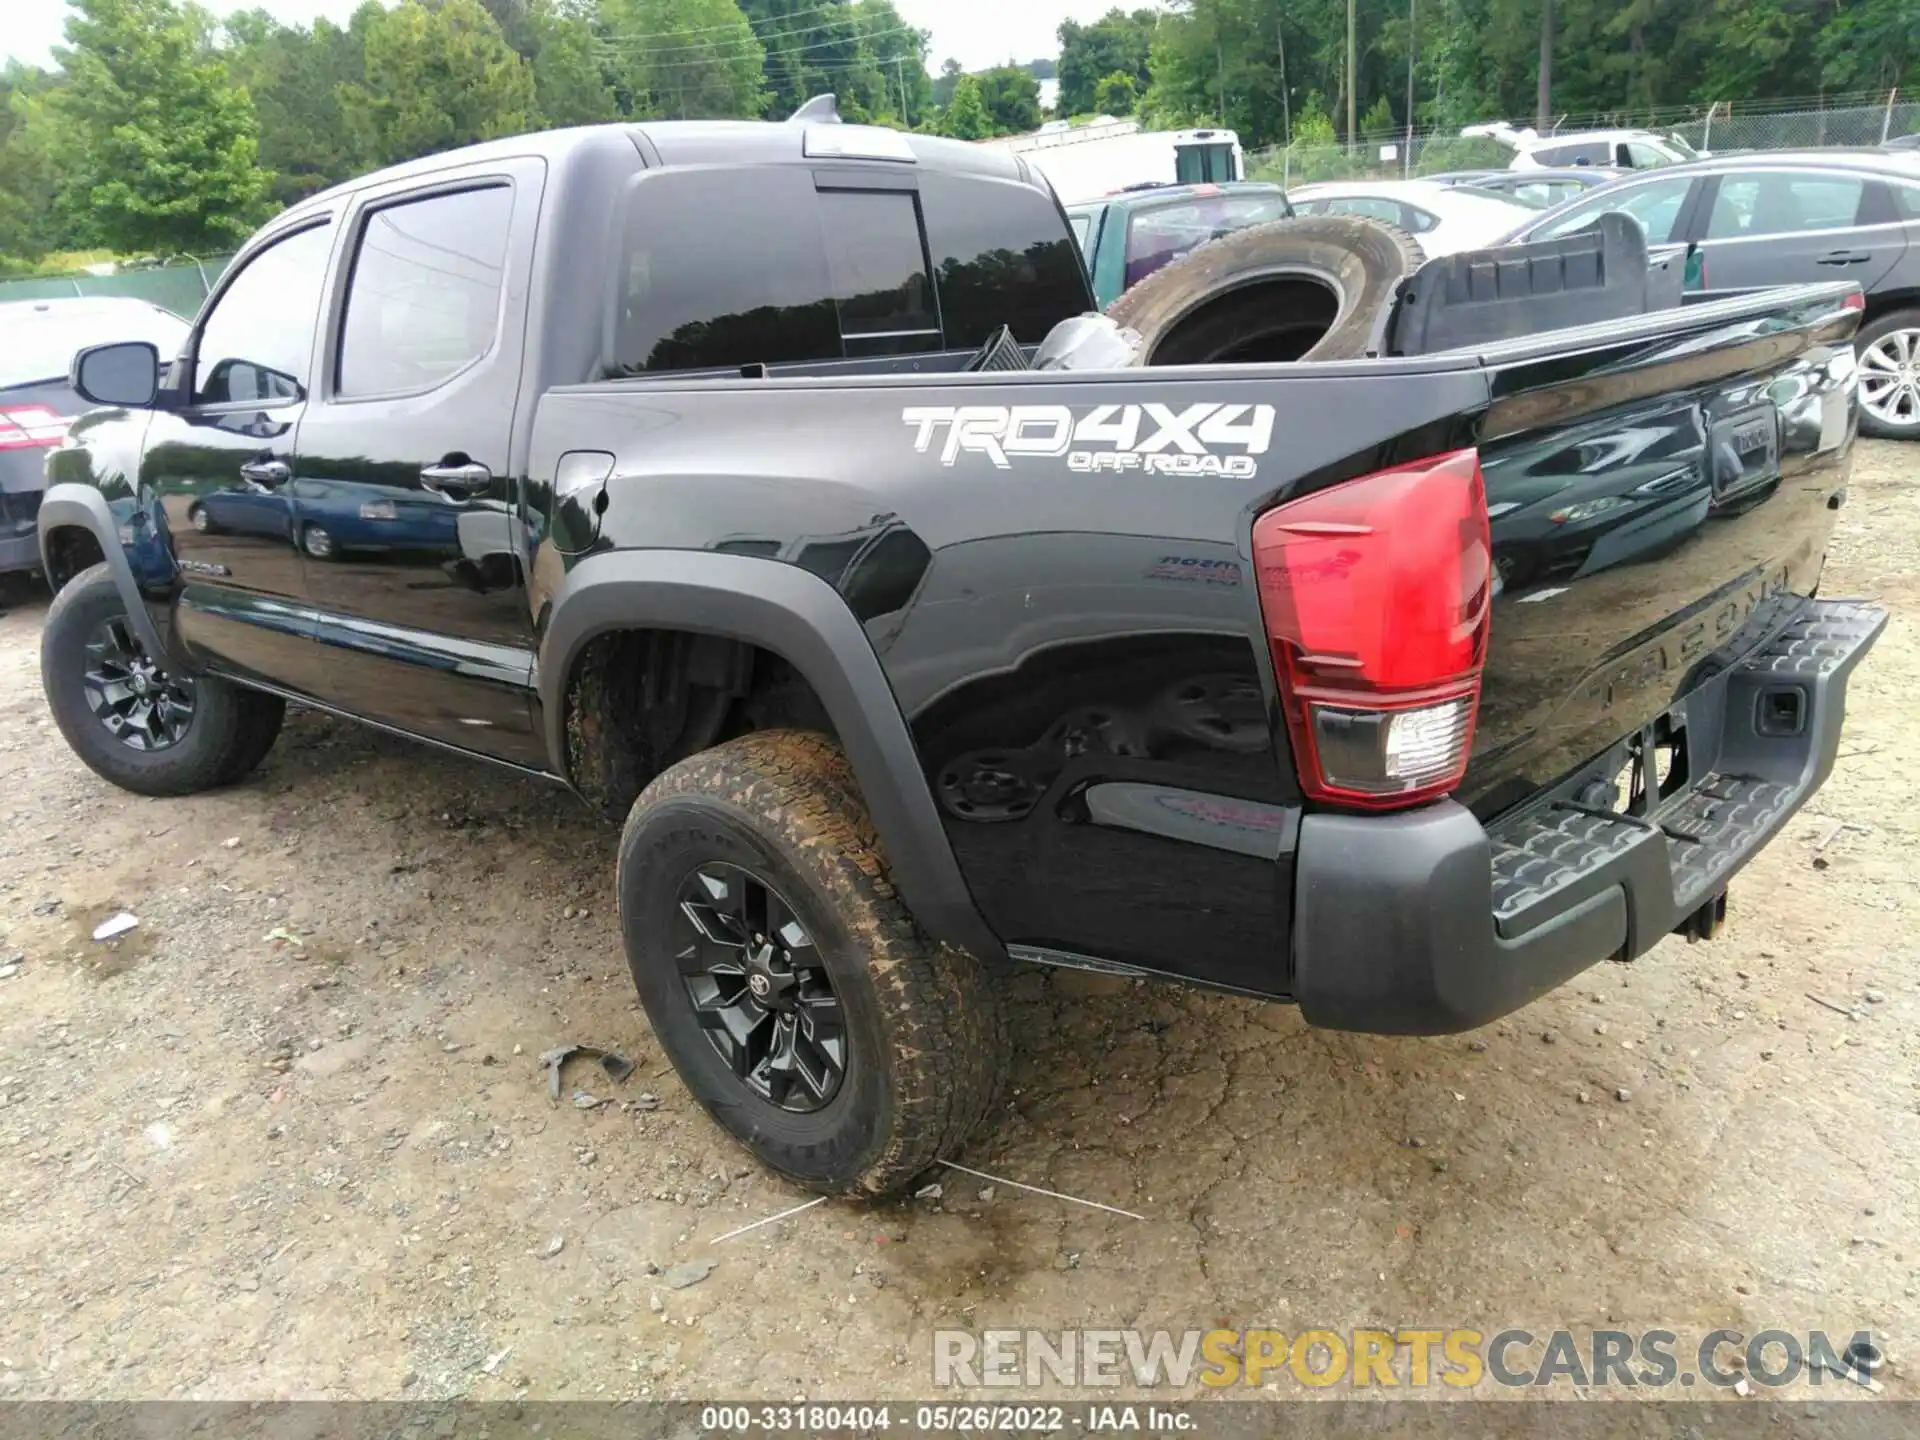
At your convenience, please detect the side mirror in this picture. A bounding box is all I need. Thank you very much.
[71,341,161,408]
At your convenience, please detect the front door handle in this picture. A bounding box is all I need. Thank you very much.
[1817,250,1871,265]
[420,460,492,497]
[238,457,291,485]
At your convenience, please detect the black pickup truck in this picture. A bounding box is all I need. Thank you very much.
[35,114,1884,1195]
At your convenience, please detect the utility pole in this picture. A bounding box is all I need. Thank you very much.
[895,57,910,127]
[1347,0,1357,150]
[1277,16,1290,149]
[1405,0,1415,177]
[1217,33,1228,125]
[1536,0,1555,131]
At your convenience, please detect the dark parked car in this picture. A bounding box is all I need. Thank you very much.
[1,298,189,578]
[34,114,1882,1195]
[1427,167,1622,209]
[1505,150,1920,438]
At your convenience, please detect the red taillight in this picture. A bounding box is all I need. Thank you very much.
[0,405,71,452]
[1842,289,1866,312]
[1252,448,1492,811]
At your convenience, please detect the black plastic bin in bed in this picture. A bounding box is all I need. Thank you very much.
[1384,212,1687,356]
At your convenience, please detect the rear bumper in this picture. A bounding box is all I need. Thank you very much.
[1291,598,1887,1034]
[0,527,39,575]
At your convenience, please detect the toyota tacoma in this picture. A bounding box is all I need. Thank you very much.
[33,110,1884,1194]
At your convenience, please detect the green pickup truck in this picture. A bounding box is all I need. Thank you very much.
[1066,181,1292,309]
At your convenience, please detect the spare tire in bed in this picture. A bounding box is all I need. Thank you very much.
[1107,214,1425,366]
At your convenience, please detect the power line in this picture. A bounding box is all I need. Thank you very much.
[594,23,926,64]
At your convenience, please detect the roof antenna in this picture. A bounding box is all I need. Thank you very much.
[789,94,841,124]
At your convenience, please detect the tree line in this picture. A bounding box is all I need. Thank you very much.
[2,0,1910,269]
[1064,0,1911,153]
[0,0,1051,265]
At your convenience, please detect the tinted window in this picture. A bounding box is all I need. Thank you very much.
[1123,193,1289,287]
[615,168,839,374]
[919,172,1090,347]
[194,223,332,404]
[1176,142,1237,184]
[338,187,512,398]
[1705,173,1866,239]
[819,190,939,358]
[1534,176,1693,243]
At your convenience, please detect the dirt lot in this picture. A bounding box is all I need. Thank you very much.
[0,442,1915,1406]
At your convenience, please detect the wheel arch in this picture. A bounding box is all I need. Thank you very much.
[539,549,1004,962]
[35,484,170,661]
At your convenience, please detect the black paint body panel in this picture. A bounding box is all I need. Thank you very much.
[35,118,1868,1018]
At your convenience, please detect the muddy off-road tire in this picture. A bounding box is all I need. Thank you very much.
[618,730,1008,1196]
[41,563,285,796]
[1109,214,1426,366]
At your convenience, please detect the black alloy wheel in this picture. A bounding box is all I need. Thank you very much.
[82,615,196,752]
[674,861,848,1112]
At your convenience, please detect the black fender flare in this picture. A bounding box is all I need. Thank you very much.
[35,483,173,663]
[538,548,1005,963]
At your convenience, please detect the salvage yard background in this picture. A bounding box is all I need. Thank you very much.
[0,442,1914,1402]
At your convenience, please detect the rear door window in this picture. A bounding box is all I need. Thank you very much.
[817,189,940,358]
[337,186,512,397]
[1533,175,1695,244]
[919,172,1091,347]
[1705,173,1868,239]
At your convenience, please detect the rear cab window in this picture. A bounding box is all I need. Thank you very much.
[612,166,1087,374]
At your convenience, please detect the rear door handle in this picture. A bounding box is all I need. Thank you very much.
[1817,250,1872,265]
[238,458,290,485]
[420,460,492,497]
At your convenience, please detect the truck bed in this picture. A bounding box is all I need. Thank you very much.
[529,280,1865,1002]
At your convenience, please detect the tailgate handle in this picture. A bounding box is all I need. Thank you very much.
[1817,249,1871,265]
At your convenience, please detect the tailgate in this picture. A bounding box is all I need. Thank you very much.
[1459,283,1863,816]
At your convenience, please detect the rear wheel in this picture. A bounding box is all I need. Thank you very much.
[302,523,335,560]
[1857,309,1920,440]
[617,730,1007,1195]
[1108,214,1426,365]
[41,564,285,795]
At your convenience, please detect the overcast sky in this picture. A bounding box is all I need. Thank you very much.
[5,0,1139,73]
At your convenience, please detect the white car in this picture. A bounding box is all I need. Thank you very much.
[1461,122,1702,172]
[1287,181,1537,257]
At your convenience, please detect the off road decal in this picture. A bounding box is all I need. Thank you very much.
[903,403,1274,479]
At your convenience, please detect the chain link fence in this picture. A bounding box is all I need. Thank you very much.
[1250,91,1920,188]
[0,254,233,318]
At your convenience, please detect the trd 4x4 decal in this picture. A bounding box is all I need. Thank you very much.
[903,402,1275,479]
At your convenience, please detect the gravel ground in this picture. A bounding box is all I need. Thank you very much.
[0,441,1915,1405]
